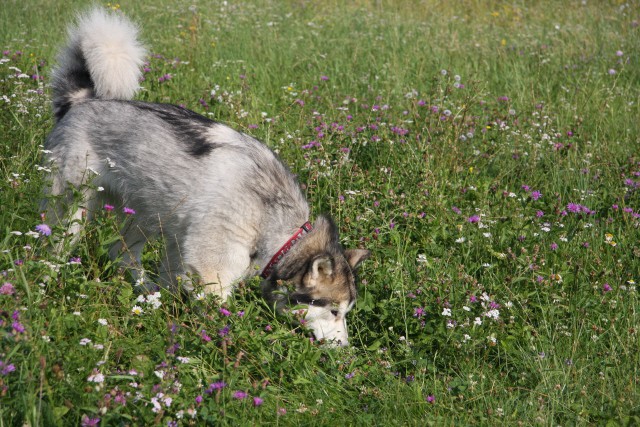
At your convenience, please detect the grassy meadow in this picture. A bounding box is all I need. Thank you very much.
[1,0,639,425]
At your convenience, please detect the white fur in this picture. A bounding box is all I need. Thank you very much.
[305,300,355,347]
[66,8,146,99]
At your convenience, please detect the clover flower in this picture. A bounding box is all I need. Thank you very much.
[0,282,15,295]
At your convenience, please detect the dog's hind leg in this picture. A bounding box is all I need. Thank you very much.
[109,224,150,290]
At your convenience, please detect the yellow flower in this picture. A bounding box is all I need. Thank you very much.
[605,233,617,247]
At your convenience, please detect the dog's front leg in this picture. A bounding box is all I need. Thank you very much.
[195,247,252,301]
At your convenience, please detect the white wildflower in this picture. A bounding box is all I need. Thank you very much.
[87,372,105,383]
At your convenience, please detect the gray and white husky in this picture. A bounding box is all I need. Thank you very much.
[43,8,369,346]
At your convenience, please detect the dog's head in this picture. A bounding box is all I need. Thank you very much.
[262,216,370,347]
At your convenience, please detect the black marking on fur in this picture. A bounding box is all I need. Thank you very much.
[53,68,94,121]
[132,102,219,157]
[289,293,331,307]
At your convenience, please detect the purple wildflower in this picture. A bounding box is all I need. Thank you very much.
[123,207,136,215]
[35,223,51,236]
[12,321,25,333]
[567,203,580,213]
[467,215,480,223]
[206,381,227,394]
[219,307,231,317]
[603,283,612,292]
[103,204,114,212]
[200,330,211,342]
[426,395,435,403]
[0,360,16,375]
[80,415,100,427]
[530,190,542,201]
[536,210,544,218]
[218,325,230,337]
[413,307,425,318]
[550,242,558,251]
[451,206,461,214]
[253,396,264,407]
[233,390,248,399]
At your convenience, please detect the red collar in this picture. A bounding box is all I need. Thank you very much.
[261,221,313,278]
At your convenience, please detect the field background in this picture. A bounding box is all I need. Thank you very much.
[1,0,639,425]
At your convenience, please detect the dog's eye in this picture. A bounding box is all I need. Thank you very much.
[330,309,339,317]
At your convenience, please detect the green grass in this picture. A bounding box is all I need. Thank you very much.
[1,0,639,425]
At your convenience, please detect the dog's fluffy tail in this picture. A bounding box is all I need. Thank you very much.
[51,8,146,121]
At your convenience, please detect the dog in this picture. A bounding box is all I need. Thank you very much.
[42,8,369,346]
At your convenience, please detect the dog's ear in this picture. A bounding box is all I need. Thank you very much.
[314,215,340,243]
[306,256,333,288]
[344,249,370,270]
